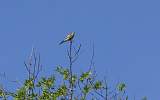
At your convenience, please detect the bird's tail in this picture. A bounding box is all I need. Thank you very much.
[59,40,65,45]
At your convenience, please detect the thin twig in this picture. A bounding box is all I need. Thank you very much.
[69,41,73,100]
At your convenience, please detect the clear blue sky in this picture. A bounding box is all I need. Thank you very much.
[0,0,159,99]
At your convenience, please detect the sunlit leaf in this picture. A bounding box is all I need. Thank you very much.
[80,71,92,82]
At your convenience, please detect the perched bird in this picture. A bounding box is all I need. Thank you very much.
[59,32,75,45]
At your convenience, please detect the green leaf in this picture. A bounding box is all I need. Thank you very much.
[117,83,126,92]
[82,85,91,95]
[0,89,3,97]
[94,81,102,90]
[39,90,50,100]
[71,75,77,85]
[24,79,34,90]
[37,76,55,89]
[56,85,67,96]
[14,87,26,99]
[56,66,69,80]
[80,71,92,82]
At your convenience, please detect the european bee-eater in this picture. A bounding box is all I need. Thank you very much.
[59,32,75,45]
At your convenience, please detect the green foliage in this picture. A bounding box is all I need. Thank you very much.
[71,74,77,85]
[37,76,55,89]
[0,66,132,100]
[93,81,102,90]
[56,84,67,96]
[49,84,67,100]
[15,87,26,100]
[56,66,69,80]
[0,88,6,99]
[39,90,50,100]
[24,79,34,90]
[0,89,3,97]
[82,85,91,95]
[0,37,142,100]
[80,71,92,82]
[117,83,126,92]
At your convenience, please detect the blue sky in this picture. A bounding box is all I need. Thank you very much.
[0,0,160,99]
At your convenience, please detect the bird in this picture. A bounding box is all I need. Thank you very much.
[59,32,75,45]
